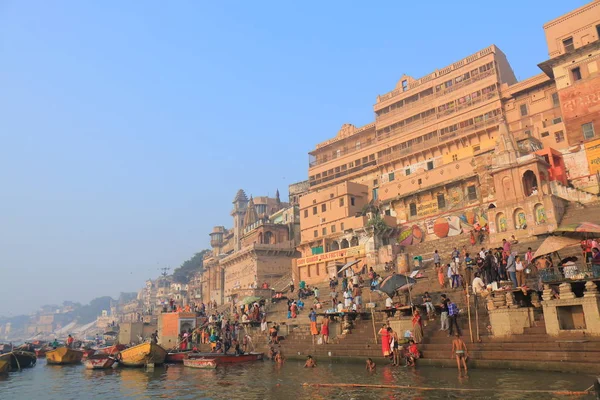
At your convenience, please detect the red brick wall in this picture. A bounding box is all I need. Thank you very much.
[559,75,600,145]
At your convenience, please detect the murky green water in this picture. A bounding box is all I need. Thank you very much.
[0,358,595,399]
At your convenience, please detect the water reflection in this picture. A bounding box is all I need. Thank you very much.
[0,359,595,400]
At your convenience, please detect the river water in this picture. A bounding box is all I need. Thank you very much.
[0,358,595,400]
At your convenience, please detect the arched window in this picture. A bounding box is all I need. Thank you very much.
[350,236,359,247]
[522,170,538,197]
[330,241,340,251]
[534,203,547,224]
[514,208,527,229]
[496,212,508,233]
[340,239,350,249]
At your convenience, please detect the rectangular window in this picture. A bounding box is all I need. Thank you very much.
[427,161,434,170]
[313,230,318,238]
[552,92,559,107]
[372,188,378,201]
[409,203,417,217]
[402,80,408,92]
[385,209,391,216]
[563,37,574,53]
[350,197,355,206]
[405,168,411,176]
[321,204,326,212]
[313,206,317,215]
[583,122,596,140]
[473,145,480,152]
[452,154,458,162]
[339,197,344,207]
[304,209,308,218]
[467,185,477,201]
[373,179,379,186]
[541,131,550,138]
[340,222,344,231]
[555,131,565,143]
[572,67,582,81]
[322,227,327,236]
[355,142,361,150]
[553,117,562,125]
[331,225,336,233]
[519,104,528,117]
[388,172,395,181]
[437,194,446,209]
[524,130,531,136]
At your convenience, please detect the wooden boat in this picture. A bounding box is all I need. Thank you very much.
[165,350,194,363]
[46,347,85,365]
[96,344,126,355]
[183,358,217,369]
[81,349,96,360]
[84,354,116,370]
[187,352,264,364]
[0,359,9,374]
[117,342,167,367]
[35,348,47,358]
[0,350,37,369]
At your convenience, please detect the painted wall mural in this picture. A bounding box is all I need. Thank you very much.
[398,206,490,244]
[514,208,527,230]
[398,224,424,245]
[534,203,547,224]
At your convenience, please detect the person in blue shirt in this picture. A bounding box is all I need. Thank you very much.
[447,298,461,336]
[309,308,319,337]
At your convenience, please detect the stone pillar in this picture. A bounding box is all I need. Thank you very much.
[584,280,599,297]
[542,284,553,301]
[559,282,575,300]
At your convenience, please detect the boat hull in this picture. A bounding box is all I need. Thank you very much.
[165,350,193,363]
[35,349,47,358]
[84,355,116,370]
[0,359,9,374]
[118,342,167,367]
[188,352,264,364]
[46,347,84,365]
[0,351,37,369]
[96,345,126,355]
[183,358,217,369]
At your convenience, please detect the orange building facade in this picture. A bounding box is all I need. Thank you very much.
[296,1,600,285]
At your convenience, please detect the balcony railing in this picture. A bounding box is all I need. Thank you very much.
[309,115,501,188]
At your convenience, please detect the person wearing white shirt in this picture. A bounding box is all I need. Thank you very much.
[385,297,393,308]
[336,301,344,312]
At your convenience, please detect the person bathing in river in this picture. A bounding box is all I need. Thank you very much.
[304,355,316,368]
[366,358,376,372]
[451,334,469,374]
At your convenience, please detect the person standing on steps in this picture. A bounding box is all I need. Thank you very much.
[434,250,441,269]
[447,298,461,337]
[320,315,330,344]
[451,247,460,266]
[309,308,319,338]
[422,292,435,320]
[464,253,474,292]
[440,294,449,332]
[437,262,446,288]
[507,251,517,288]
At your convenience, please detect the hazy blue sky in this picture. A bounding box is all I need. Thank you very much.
[0,1,587,316]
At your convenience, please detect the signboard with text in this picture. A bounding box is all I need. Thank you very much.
[586,139,600,175]
[297,246,364,266]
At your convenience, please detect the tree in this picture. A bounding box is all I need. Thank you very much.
[172,250,210,284]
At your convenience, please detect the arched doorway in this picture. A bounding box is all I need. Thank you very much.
[522,170,538,197]
[264,231,274,244]
[340,239,349,249]
[330,241,340,251]
[496,212,507,233]
[350,236,359,247]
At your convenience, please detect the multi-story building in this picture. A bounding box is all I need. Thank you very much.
[297,1,600,283]
[539,0,600,193]
[200,188,300,305]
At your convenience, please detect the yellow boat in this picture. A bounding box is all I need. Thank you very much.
[46,347,85,365]
[0,359,9,374]
[117,342,167,367]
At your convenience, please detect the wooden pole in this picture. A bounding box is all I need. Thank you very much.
[371,307,378,345]
[301,382,593,396]
[466,291,474,343]
[475,295,481,342]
